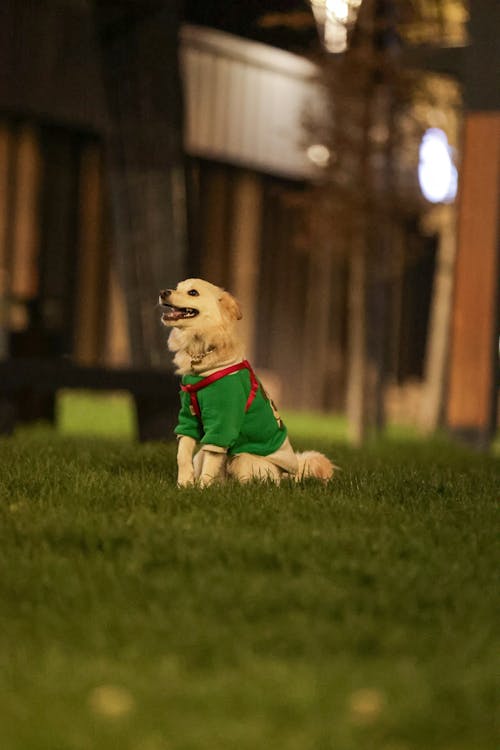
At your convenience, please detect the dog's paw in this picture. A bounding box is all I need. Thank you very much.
[198,474,215,489]
[177,471,195,488]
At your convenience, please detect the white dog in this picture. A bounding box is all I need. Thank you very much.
[160,278,335,487]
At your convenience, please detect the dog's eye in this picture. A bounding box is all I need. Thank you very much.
[188,289,199,297]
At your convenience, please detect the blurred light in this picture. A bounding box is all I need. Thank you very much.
[307,143,331,167]
[327,0,349,23]
[427,107,447,128]
[418,128,457,204]
[369,124,389,144]
[325,20,348,52]
[310,0,364,53]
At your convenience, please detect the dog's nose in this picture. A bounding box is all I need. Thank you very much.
[159,289,172,302]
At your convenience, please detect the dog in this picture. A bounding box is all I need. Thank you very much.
[159,278,335,487]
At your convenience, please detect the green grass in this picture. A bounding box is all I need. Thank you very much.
[57,389,137,439]
[0,394,498,750]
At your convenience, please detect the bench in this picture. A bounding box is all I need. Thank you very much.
[0,358,180,441]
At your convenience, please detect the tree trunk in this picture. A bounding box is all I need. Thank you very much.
[346,229,368,445]
[419,205,456,432]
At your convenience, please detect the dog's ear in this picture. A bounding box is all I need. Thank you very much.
[219,291,242,321]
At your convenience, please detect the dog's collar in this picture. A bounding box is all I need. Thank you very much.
[190,346,216,367]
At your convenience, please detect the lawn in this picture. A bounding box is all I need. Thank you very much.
[0,393,498,750]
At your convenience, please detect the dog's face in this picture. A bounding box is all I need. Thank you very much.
[159,278,242,329]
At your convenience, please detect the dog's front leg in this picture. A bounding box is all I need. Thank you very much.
[177,435,197,486]
[198,446,227,488]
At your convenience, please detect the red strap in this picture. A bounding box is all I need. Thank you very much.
[182,389,202,417]
[245,362,259,412]
[181,360,259,418]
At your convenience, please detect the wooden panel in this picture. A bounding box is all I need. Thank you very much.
[0,122,13,294]
[199,165,233,287]
[300,205,335,411]
[0,122,13,359]
[10,125,41,301]
[74,143,105,365]
[37,128,80,349]
[254,182,309,407]
[104,265,131,368]
[447,112,500,437]
[229,171,263,360]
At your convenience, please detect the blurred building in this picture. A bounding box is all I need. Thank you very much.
[0,0,497,444]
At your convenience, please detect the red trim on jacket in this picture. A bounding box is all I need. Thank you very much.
[181,360,259,418]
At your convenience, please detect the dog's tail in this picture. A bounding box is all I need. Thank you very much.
[295,451,336,482]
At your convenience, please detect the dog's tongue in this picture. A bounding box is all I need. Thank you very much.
[162,306,184,320]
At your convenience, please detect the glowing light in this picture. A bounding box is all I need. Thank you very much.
[310,0,363,53]
[326,0,349,23]
[418,128,457,204]
[307,144,331,167]
[325,20,348,52]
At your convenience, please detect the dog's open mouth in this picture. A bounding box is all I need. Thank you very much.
[161,304,199,321]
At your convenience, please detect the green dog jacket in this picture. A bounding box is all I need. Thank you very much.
[175,360,287,456]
